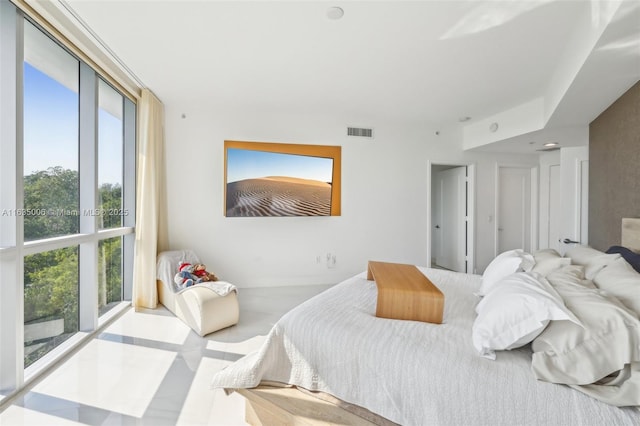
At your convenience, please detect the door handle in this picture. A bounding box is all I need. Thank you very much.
[435,225,440,229]
[561,238,580,244]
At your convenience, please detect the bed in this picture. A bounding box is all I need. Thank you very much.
[211,219,640,425]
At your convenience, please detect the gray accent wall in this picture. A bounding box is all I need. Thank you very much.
[589,80,640,250]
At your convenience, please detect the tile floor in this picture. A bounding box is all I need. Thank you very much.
[0,284,331,425]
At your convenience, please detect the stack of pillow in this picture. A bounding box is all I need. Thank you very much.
[472,245,640,406]
[472,249,579,360]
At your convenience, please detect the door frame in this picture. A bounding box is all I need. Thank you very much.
[494,164,539,257]
[426,161,475,274]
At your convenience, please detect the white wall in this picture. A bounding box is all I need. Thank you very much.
[162,105,539,287]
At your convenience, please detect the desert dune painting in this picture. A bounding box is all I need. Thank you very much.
[225,146,335,217]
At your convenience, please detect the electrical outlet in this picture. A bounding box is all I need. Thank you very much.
[328,255,337,268]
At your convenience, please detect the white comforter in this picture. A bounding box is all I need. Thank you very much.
[211,268,640,426]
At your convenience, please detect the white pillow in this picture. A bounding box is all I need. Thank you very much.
[564,245,608,265]
[593,257,640,315]
[532,257,571,277]
[533,248,561,262]
[472,272,579,360]
[564,245,620,279]
[584,256,622,280]
[479,249,534,296]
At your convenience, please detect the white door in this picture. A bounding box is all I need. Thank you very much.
[538,151,561,252]
[497,166,532,253]
[559,146,589,253]
[432,172,442,265]
[434,167,466,272]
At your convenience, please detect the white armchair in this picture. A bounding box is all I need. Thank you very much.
[156,250,239,336]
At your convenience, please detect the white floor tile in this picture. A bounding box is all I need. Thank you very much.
[0,405,85,425]
[103,309,191,345]
[176,357,245,425]
[32,339,176,418]
[0,285,330,425]
[206,335,266,357]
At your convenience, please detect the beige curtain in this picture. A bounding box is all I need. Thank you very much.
[132,89,164,309]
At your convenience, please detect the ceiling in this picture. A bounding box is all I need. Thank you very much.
[56,0,640,152]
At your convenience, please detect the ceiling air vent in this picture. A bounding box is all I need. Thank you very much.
[347,127,374,138]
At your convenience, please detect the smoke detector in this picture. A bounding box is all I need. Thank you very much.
[327,7,344,20]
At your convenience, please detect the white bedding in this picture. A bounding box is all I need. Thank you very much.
[211,268,640,425]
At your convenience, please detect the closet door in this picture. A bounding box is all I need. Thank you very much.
[559,146,589,253]
[497,166,532,253]
[539,151,561,252]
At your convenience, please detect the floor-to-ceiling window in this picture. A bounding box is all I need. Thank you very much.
[97,79,125,316]
[22,19,81,369]
[0,0,135,394]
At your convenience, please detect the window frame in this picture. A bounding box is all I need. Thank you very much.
[0,5,135,395]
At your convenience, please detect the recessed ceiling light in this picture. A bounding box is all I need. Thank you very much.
[544,142,558,147]
[458,116,471,122]
[489,122,499,132]
[327,7,344,20]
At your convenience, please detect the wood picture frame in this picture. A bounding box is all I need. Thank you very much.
[224,140,341,217]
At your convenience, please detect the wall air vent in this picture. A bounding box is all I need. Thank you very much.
[347,127,374,138]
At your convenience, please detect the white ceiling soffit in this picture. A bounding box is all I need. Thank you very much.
[546,0,640,128]
[49,1,640,153]
[24,19,79,93]
[466,0,640,152]
[23,15,122,120]
[98,79,124,120]
[24,0,143,98]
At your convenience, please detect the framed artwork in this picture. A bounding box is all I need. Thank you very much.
[224,140,341,217]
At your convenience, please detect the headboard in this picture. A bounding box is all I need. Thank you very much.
[621,218,640,253]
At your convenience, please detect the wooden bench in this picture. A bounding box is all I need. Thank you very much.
[367,261,444,324]
[238,386,380,425]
